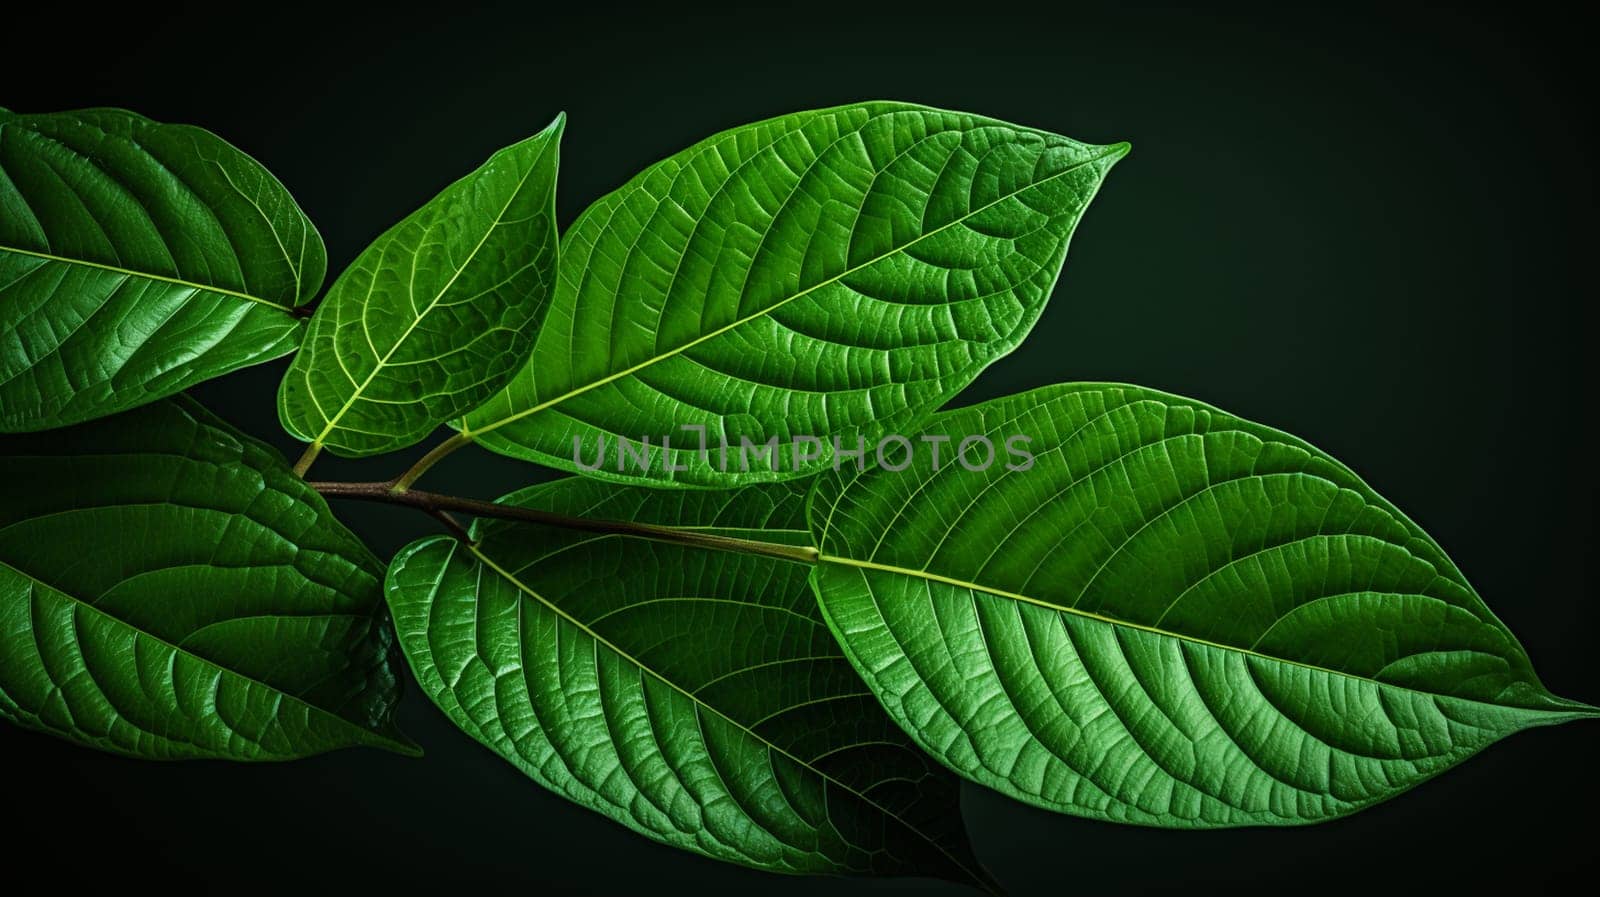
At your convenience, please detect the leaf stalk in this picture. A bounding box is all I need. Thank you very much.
[292,442,322,477]
[392,430,475,490]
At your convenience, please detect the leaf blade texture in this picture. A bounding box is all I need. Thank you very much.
[0,108,324,431]
[0,397,416,759]
[278,114,564,457]
[461,102,1127,486]
[386,478,994,888]
[808,382,1595,826]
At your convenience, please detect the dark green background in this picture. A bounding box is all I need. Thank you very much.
[3,2,1593,893]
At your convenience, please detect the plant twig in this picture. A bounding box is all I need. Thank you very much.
[309,480,819,564]
[423,507,472,542]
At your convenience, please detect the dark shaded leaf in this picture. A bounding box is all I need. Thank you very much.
[0,397,416,759]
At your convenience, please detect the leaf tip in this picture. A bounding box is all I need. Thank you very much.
[1521,687,1600,722]
[384,735,426,759]
[972,869,1009,897]
[1560,697,1600,719]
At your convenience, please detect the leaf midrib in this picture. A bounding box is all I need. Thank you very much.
[0,558,415,755]
[0,244,296,312]
[461,144,1126,442]
[817,553,1586,716]
[463,542,991,887]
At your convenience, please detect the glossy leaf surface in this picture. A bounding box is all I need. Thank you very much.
[386,478,993,887]
[0,108,322,431]
[461,102,1126,486]
[278,114,563,457]
[809,383,1595,826]
[0,397,416,759]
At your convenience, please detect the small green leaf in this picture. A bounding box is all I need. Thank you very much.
[386,478,994,888]
[278,114,564,457]
[0,397,417,760]
[808,382,1595,826]
[0,108,324,432]
[459,102,1126,486]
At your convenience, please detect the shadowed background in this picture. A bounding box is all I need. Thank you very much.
[2,2,1593,893]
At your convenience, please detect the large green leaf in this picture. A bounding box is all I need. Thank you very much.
[278,114,564,458]
[0,108,323,432]
[386,478,994,888]
[807,382,1595,826]
[457,102,1126,487]
[0,397,416,760]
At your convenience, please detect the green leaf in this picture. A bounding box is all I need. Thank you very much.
[385,478,994,889]
[0,108,323,432]
[807,382,1595,826]
[277,114,564,458]
[458,102,1126,487]
[0,396,417,760]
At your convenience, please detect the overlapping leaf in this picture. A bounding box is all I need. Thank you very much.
[278,114,564,458]
[458,102,1127,486]
[0,108,322,431]
[0,397,416,760]
[386,478,994,888]
[808,383,1596,826]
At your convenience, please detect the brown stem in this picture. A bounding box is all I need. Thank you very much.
[309,480,820,564]
[422,507,472,542]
